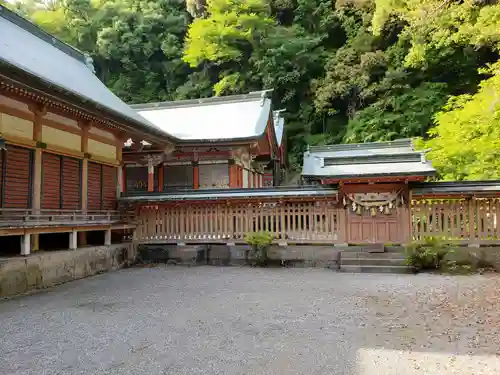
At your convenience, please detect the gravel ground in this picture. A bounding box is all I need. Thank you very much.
[1,267,500,375]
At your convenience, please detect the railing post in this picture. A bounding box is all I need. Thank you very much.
[337,207,348,244]
[468,198,475,242]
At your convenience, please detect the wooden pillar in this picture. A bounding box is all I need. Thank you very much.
[116,139,124,198]
[247,169,252,188]
[253,172,258,188]
[158,164,164,192]
[229,160,238,188]
[147,157,154,192]
[21,233,30,256]
[30,103,46,252]
[105,229,112,246]
[78,160,87,249]
[193,161,199,190]
[79,121,90,247]
[117,166,123,198]
[69,230,78,250]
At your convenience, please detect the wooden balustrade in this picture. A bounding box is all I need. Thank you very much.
[411,198,500,244]
[136,201,342,244]
[0,209,132,228]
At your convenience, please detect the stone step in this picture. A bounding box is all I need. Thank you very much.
[339,265,413,274]
[341,252,406,259]
[340,246,405,254]
[340,258,407,266]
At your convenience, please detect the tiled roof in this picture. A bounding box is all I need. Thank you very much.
[120,186,338,202]
[0,6,174,141]
[131,91,273,143]
[411,181,500,196]
[302,139,436,179]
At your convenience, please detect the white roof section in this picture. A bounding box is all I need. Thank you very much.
[0,6,174,141]
[302,139,436,178]
[131,91,273,142]
[305,161,436,178]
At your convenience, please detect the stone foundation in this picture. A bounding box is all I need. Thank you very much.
[137,243,500,271]
[137,244,342,268]
[0,244,135,298]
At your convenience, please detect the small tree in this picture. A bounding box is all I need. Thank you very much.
[405,237,450,271]
[244,231,274,267]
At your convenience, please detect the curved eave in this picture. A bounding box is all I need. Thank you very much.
[0,61,180,144]
[120,187,339,203]
[303,171,436,181]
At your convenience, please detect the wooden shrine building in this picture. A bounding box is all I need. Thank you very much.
[123,91,285,193]
[0,5,175,255]
[302,139,436,243]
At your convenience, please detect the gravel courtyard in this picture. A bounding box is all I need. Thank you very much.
[1,267,500,375]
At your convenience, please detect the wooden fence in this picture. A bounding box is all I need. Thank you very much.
[135,197,500,245]
[411,198,500,244]
[136,201,343,244]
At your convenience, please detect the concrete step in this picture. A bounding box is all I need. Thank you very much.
[340,258,407,267]
[341,252,406,259]
[339,265,413,274]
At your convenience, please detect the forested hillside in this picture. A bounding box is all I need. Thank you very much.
[9,0,500,179]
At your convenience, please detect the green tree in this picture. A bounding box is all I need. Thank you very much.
[424,63,500,180]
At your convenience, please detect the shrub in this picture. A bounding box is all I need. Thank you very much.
[244,231,274,266]
[405,237,451,271]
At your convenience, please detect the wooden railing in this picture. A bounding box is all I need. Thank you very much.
[0,209,134,228]
[412,198,500,244]
[136,201,343,244]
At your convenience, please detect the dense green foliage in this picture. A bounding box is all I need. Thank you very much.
[12,0,500,178]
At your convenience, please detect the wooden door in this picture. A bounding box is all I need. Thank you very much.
[87,162,102,211]
[102,165,117,210]
[41,152,61,210]
[61,156,81,210]
[3,145,32,209]
[347,209,402,243]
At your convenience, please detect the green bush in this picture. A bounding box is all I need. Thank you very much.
[244,231,274,266]
[405,237,451,271]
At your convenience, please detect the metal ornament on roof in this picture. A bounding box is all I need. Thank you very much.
[343,190,403,216]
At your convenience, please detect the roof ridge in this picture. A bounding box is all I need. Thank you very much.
[322,151,422,160]
[0,5,87,64]
[131,90,273,111]
[309,139,413,153]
